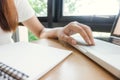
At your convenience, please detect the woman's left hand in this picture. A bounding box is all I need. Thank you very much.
[57,21,95,45]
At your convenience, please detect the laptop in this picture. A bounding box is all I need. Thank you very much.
[70,12,120,79]
[95,11,120,46]
[0,42,72,80]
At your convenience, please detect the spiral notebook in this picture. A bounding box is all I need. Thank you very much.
[0,42,72,80]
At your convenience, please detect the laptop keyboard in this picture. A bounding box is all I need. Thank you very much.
[110,38,120,46]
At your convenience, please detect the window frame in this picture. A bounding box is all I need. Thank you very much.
[33,0,119,32]
[54,0,118,32]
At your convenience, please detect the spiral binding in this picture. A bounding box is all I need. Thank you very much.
[0,62,29,80]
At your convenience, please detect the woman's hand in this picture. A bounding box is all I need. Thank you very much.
[57,21,95,45]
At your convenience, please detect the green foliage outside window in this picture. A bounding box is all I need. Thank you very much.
[28,0,47,16]
[63,0,119,16]
[28,30,38,42]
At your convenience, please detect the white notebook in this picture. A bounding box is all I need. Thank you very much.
[0,42,72,80]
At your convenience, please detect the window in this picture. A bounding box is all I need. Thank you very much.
[55,0,120,32]
[23,0,120,41]
[28,0,48,17]
[63,0,119,16]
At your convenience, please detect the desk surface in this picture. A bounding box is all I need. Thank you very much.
[32,39,118,80]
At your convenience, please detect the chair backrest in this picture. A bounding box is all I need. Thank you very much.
[12,26,28,42]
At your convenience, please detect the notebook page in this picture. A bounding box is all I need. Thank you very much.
[0,42,72,80]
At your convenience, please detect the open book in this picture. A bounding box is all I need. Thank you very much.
[0,42,72,80]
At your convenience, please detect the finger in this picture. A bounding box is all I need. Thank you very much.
[61,34,77,45]
[77,23,95,45]
[73,21,95,45]
[70,23,92,45]
[83,26,95,45]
